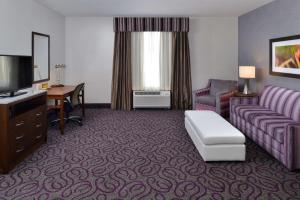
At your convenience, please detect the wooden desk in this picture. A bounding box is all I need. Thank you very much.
[47,85,85,134]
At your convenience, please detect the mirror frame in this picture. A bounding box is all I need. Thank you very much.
[32,32,50,83]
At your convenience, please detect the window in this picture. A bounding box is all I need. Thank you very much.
[132,32,172,91]
[143,32,161,90]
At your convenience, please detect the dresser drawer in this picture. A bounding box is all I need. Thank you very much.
[32,105,46,120]
[8,106,47,159]
[31,119,47,144]
[30,105,47,144]
[8,116,31,159]
[9,114,28,133]
[9,113,30,142]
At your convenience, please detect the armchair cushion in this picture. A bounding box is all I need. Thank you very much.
[210,79,237,96]
[195,95,216,107]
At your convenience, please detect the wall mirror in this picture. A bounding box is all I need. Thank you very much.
[32,32,50,83]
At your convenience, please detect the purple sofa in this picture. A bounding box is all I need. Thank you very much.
[230,85,300,170]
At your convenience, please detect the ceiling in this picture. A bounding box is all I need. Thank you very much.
[35,0,275,17]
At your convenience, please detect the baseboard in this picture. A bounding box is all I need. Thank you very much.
[85,103,111,109]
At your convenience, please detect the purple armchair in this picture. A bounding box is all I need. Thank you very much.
[230,85,300,170]
[193,79,238,118]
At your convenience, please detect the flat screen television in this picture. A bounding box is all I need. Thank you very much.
[0,55,33,97]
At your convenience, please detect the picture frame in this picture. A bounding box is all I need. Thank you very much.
[270,34,300,79]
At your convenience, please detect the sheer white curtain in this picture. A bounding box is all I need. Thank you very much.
[132,32,172,91]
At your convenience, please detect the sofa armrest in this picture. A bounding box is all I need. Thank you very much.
[285,123,300,170]
[215,90,237,114]
[230,96,259,113]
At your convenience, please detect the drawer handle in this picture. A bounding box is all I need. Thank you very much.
[16,121,25,127]
[16,147,24,153]
[36,124,42,128]
[16,135,24,140]
[36,135,43,139]
[36,112,42,116]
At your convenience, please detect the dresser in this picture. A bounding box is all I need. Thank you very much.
[0,91,47,173]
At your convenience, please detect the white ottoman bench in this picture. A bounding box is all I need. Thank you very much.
[185,110,245,161]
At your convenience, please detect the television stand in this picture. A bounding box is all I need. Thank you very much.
[0,92,47,173]
[0,91,27,98]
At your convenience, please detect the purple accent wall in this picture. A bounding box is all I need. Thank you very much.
[238,0,300,92]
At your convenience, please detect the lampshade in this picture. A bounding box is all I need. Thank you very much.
[239,66,256,79]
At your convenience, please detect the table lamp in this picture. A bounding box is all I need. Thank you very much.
[239,66,255,95]
[54,64,66,87]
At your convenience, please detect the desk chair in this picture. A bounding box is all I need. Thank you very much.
[49,83,85,126]
[65,83,85,126]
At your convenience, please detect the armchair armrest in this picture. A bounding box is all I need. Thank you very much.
[193,87,210,97]
[285,123,300,170]
[192,87,210,109]
[215,90,237,115]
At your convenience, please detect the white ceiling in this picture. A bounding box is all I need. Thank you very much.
[35,0,274,17]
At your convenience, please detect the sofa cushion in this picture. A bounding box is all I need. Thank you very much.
[209,79,237,96]
[250,114,294,144]
[259,85,300,122]
[233,105,278,122]
[233,104,294,144]
[195,95,216,106]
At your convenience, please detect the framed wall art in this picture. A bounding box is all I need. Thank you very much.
[270,34,300,78]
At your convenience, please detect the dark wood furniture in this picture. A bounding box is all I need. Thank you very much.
[234,92,258,97]
[0,92,47,174]
[47,85,85,135]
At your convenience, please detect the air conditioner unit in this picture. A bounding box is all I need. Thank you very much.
[133,91,171,109]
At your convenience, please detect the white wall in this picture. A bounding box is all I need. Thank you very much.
[0,0,65,84]
[65,17,114,103]
[190,17,238,90]
[65,17,238,103]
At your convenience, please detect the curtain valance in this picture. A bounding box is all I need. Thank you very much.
[113,17,189,32]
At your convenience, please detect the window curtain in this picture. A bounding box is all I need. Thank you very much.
[171,32,192,110]
[160,33,172,91]
[132,32,172,91]
[114,17,189,32]
[111,32,132,110]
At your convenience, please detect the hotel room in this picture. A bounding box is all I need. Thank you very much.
[0,0,300,199]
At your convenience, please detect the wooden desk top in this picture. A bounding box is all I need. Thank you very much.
[47,86,76,97]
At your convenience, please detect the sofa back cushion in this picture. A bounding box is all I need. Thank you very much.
[259,85,300,122]
[209,79,237,96]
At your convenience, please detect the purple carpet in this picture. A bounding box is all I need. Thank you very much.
[0,109,300,199]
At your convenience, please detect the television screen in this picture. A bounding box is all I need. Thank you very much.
[0,55,33,95]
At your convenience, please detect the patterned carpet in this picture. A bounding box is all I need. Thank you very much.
[0,109,300,199]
